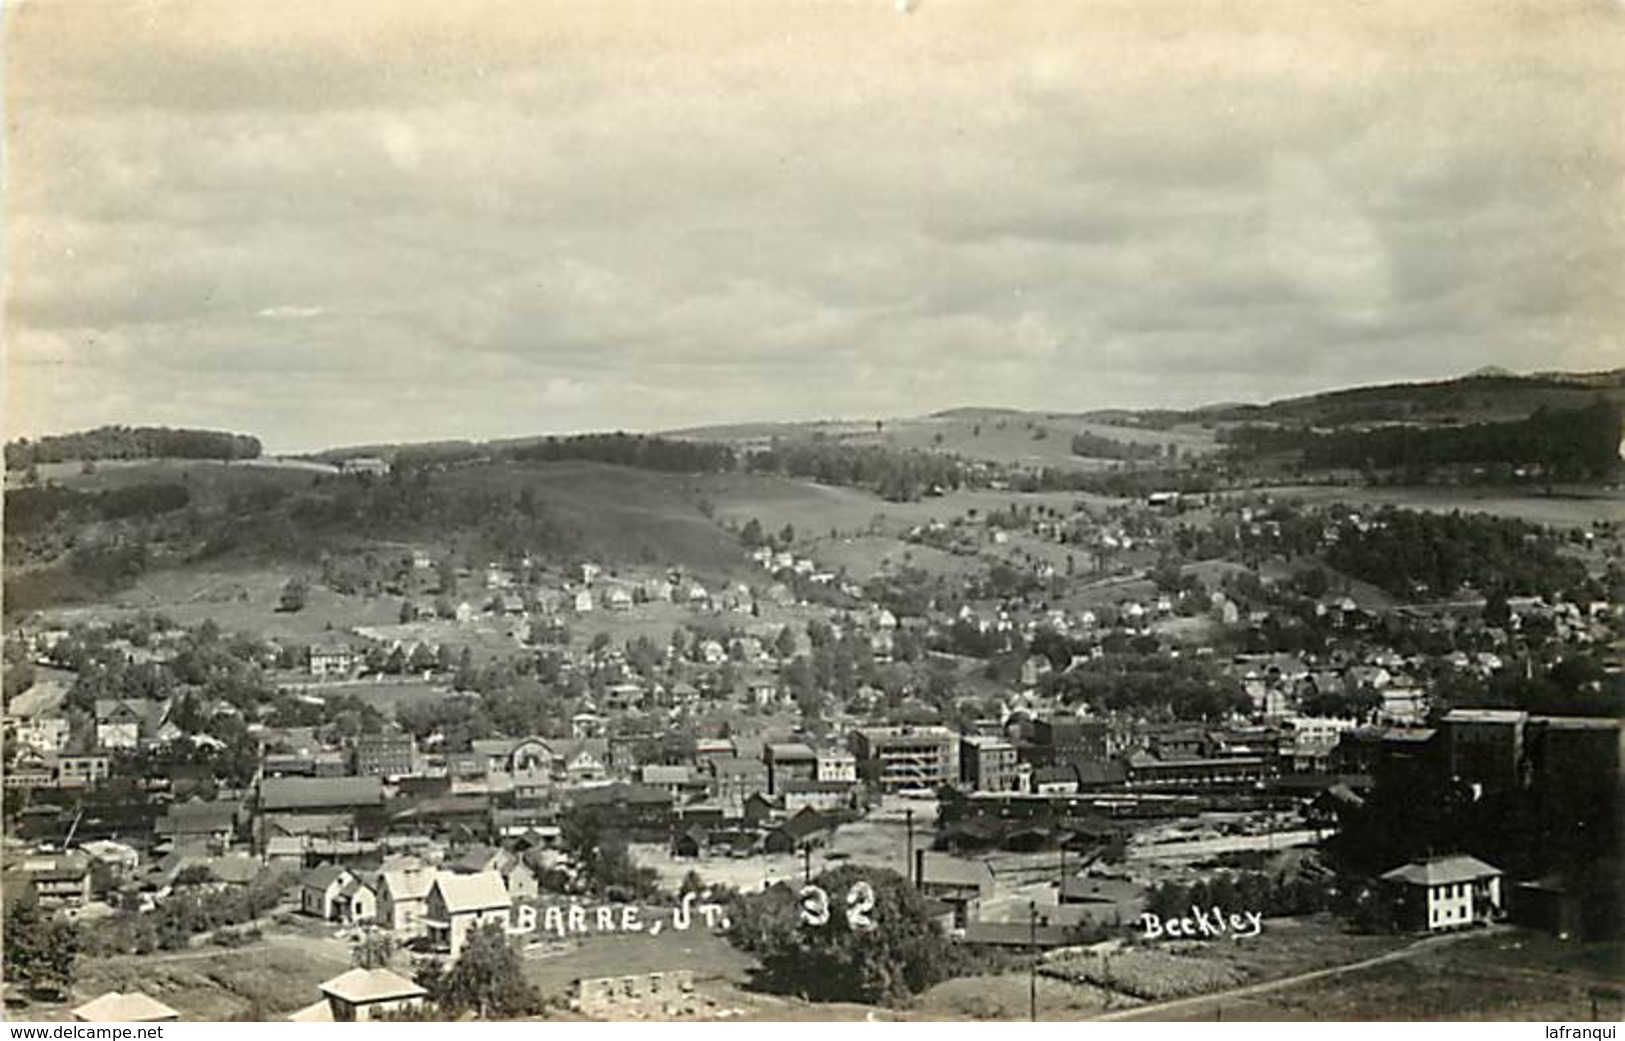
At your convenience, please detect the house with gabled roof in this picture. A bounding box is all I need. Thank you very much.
[377,862,437,937]
[762,806,837,855]
[1381,854,1504,933]
[291,967,427,1022]
[300,864,357,919]
[93,697,169,750]
[155,798,243,852]
[424,869,511,957]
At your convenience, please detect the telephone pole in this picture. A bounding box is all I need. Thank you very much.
[905,808,915,886]
[1029,899,1038,1022]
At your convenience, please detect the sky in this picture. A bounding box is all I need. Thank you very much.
[5,0,1622,453]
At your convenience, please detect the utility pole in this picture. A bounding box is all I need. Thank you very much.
[803,843,813,884]
[905,808,915,886]
[1029,899,1038,1022]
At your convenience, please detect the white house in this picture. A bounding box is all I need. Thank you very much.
[292,967,427,1023]
[300,865,357,920]
[1381,854,1504,932]
[423,870,511,958]
[377,864,435,937]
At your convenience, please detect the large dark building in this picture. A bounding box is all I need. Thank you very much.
[1440,709,1527,792]
[353,734,416,778]
[1029,717,1108,768]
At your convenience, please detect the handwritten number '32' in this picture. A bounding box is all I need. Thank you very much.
[799,882,876,931]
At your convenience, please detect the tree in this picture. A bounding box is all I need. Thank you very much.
[434,923,541,1019]
[726,866,959,1006]
[560,807,661,900]
[412,955,446,1000]
[1149,558,1185,596]
[454,648,477,691]
[278,577,308,613]
[407,642,437,673]
[4,896,79,998]
[352,929,397,969]
[740,517,765,547]
[779,523,796,547]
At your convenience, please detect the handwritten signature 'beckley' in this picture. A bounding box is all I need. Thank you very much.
[1139,907,1264,940]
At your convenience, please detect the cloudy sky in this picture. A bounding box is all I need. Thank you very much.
[5,0,1622,452]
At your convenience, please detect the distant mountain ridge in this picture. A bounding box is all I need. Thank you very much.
[11,368,1621,462]
[1170,367,1625,427]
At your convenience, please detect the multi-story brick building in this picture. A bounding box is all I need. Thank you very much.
[849,725,956,791]
[960,734,1020,792]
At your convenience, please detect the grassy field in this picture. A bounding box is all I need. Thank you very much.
[20,943,350,1022]
[807,535,985,583]
[1116,927,1624,1022]
[697,475,1101,539]
[914,972,1122,1020]
[673,409,1222,471]
[37,565,405,638]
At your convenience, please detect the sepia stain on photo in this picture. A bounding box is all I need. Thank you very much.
[2,0,1623,1027]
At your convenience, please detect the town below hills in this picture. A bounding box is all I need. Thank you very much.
[1,365,1622,1022]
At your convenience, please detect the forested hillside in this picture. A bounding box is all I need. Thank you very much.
[1223,401,1623,480]
[5,426,262,468]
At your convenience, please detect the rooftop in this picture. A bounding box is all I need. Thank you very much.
[1381,854,1503,887]
[260,776,383,811]
[430,869,510,913]
[319,967,427,1005]
[73,992,181,1023]
[1442,709,1529,725]
[918,851,995,890]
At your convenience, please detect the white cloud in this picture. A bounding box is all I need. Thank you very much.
[5,1,1621,451]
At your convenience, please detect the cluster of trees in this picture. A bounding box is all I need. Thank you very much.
[746,443,969,502]
[725,866,965,1006]
[1308,402,1621,479]
[190,474,582,575]
[67,541,153,593]
[3,897,79,997]
[559,806,663,901]
[738,517,796,549]
[1427,652,1625,719]
[1206,372,1595,427]
[507,432,737,473]
[1144,870,1334,924]
[1025,465,1219,498]
[83,873,290,956]
[5,482,192,538]
[6,425,262,467]
[1225,402,1623,481]
[1325,507,1589,601]
[411,923,542,1019]
[1069,431,1169,462]
[1048,654,1249,722]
